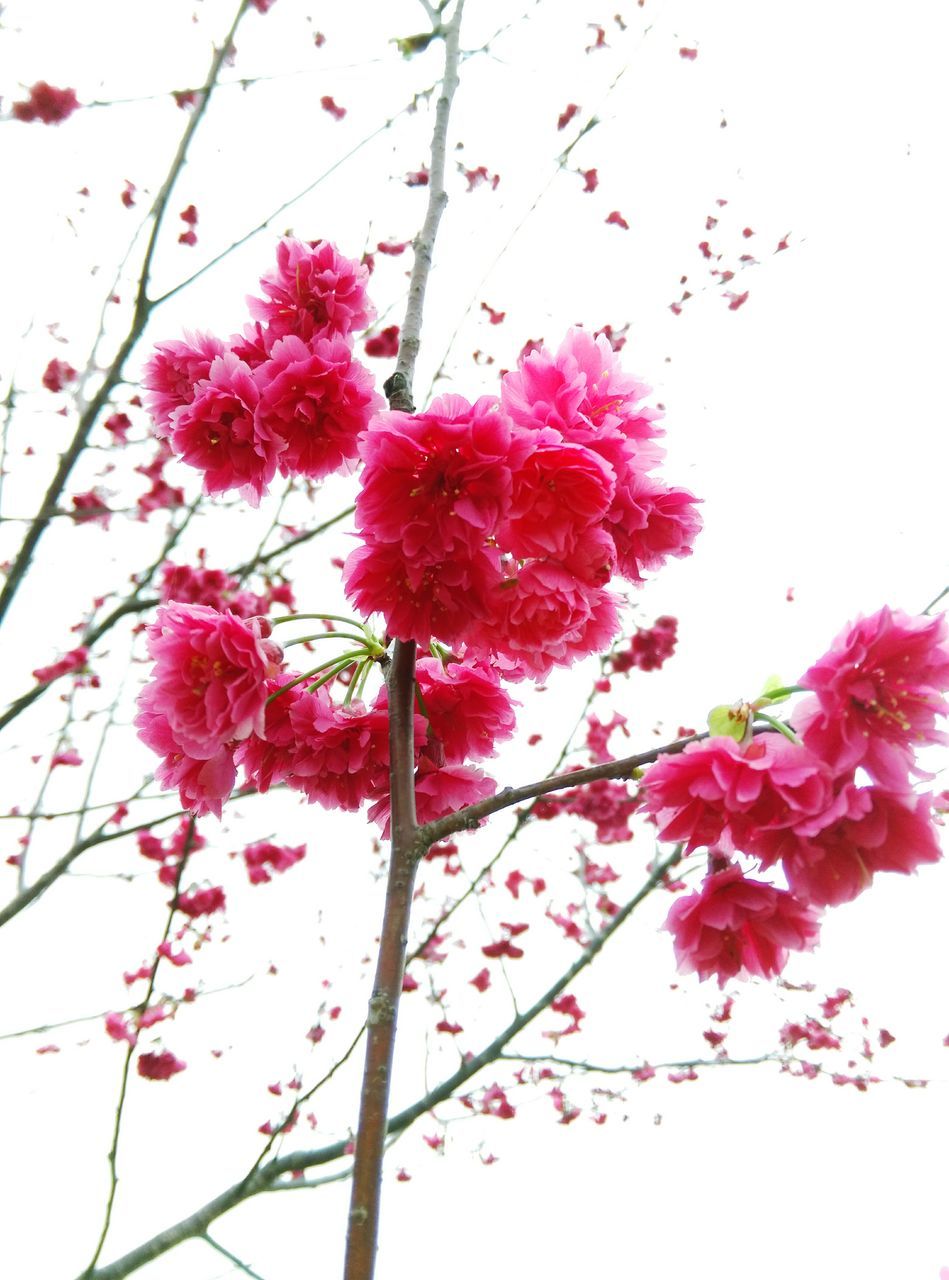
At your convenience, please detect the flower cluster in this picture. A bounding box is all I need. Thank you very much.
[142,239,383,505]
[12,81,80,124]
[135,604,283,817]
[345,329,700,678]
[644,607,947,984]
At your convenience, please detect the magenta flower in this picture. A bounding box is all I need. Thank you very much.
[665,865,821,986]
[256,334,383,480]
[343,538,502,647]
[355,394,524,559]
[753,787,943,907]
[242,841,306,885]
[498,439,616,559]
[168,353,280,505]
[137,1050,187,1081]
[248,237,375,341]
[33,646,88,685]
[642,734,835,854]
[485,562,619,680]
[794,607,949,788]
[137,603,282,763]
[12,82,80,125]
[606,472,702,583]
[500,327,659,457]
[137,698,237,819]
[368,763,496,836]
[142,332,226,433]
[288,693,394,811]
[409,657,517,764]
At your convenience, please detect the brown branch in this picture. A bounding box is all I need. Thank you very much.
[0,0,248,632]
[74,846,682,1280]
[418,729,706,846]
[343,637,419,1280]
[81,823,196,1277]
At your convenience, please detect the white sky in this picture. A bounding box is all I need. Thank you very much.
[1,1,948,1278]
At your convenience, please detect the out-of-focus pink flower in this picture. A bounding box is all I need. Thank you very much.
[137,1050,187,1080]
[665,865,821,986]
[143,332,226,433]
[364,325,400,358]
[642,734,835,854]
[794,607,949,788]
[70,489,112,528]
[51,749,82,768]
[42,358,78,392]
[611,615,678,673]
[13,82,80,124]
[256,334,383,481]
[137,602,282,766]
[176,885,226,918]
[248,238,374,342]
[103,411,133,444]
[168,353,280,505]
[241,840,306,885]
[33,646,88,685]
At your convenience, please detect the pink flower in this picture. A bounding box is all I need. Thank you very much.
[611,615,678,673]
[159,561,264,618]
[241,840,306,885]
[343,538,502,647]
[104,412,133,444]
[70,489,113,529]
[642,735,835,854]
[364,325,400,358]
[794,607,949,788]
[105,1012,136,1045]
[248,238,375,341]
[12,82,80,124]
[665,865,821,986]
[176,885,226,917]
[606,473,702,582]
[137,704,238,818]
[168,353,280,505]
[137,1050,187,1081]
[288,692,395,811]
[498,439,616,559]
[42,358,78,392]
[500,328,659,458]
[367,763,495,836]
[409,657,517,764]
[753,788,943,907]
[234,675,305,794]
[142,332,226,433]
[256,335,383,480]
[33,646,88,685]
[355,394,523,559]
[484,562,620,680]
[51,749,82,768]
[137,603,282,762]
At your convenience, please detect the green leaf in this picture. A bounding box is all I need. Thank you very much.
[707,703,746,741]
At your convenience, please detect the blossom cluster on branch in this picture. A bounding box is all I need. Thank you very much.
[645,607,948,985]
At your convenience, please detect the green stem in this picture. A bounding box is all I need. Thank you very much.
[753,711,800,744]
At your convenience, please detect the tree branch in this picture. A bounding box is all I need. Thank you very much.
[75,846,681,1280]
